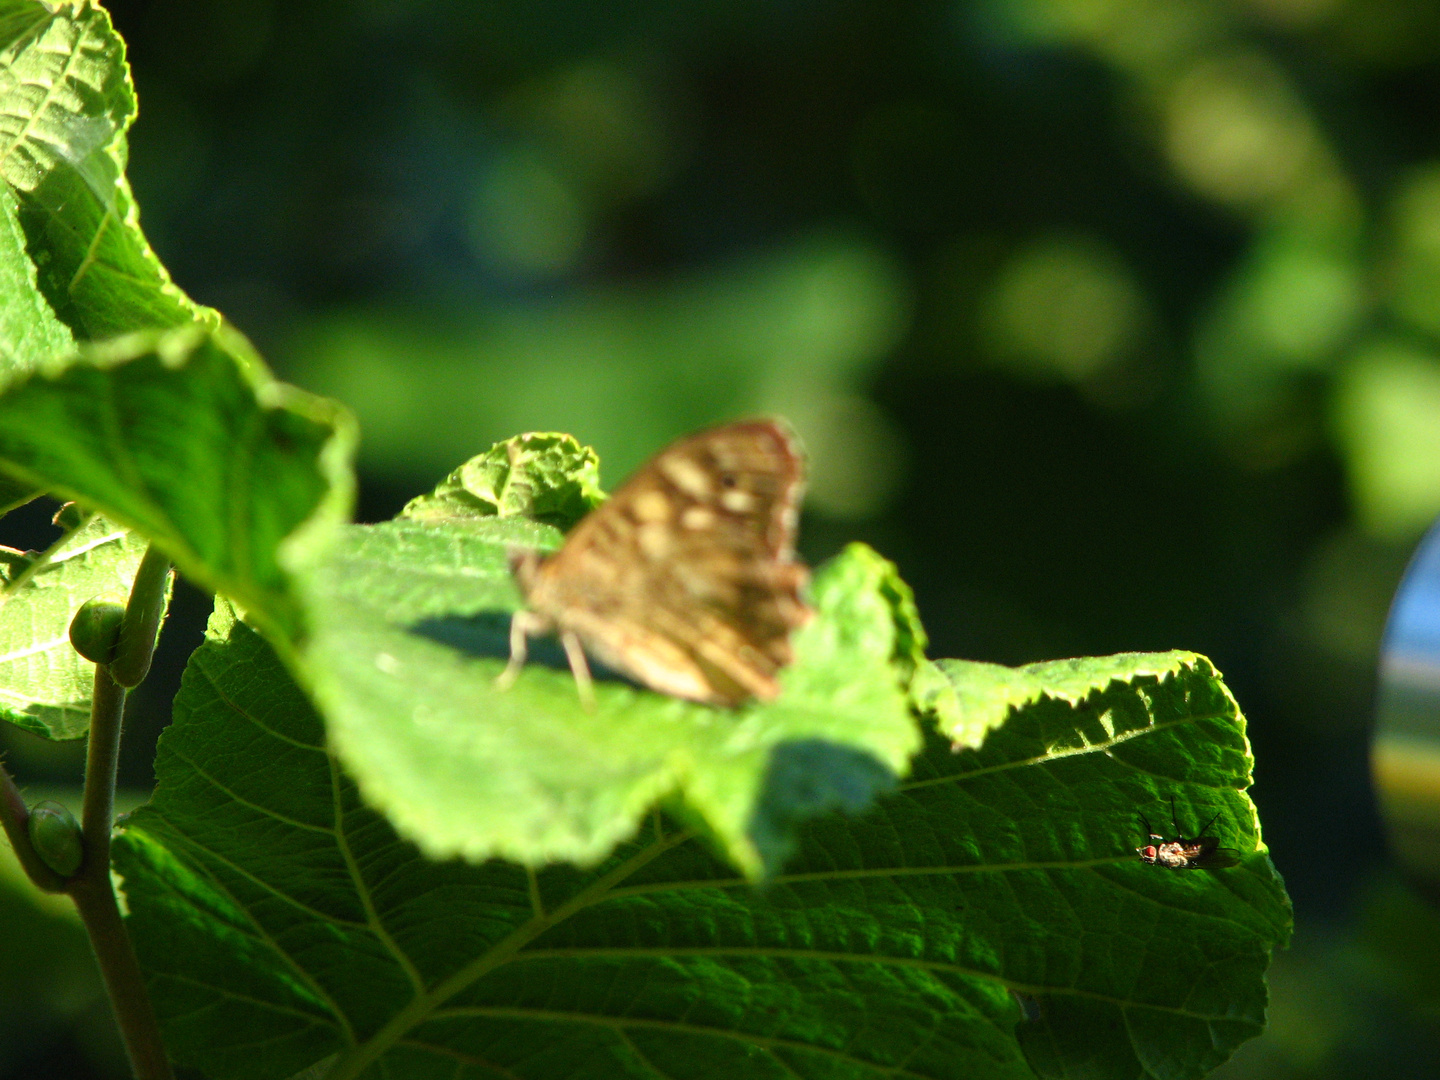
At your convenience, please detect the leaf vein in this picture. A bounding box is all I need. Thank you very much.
[165,745,335,835]
[158,826,369,930]
[151,970,338,1028]
[133,828,358,1044]
[329,751,428,996]
[195,645,325,751]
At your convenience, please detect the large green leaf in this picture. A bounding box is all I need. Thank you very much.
[0,325,354,641]
[0,510,154,738]
[916,654,1291,1077]
[0,181,73,379]
[115,604,1288,1080]
[0,180,70,510]
[0,0,202,339]
[295,519,921,877]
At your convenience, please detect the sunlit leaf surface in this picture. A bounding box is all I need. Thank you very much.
[0,512,153,738]
[0,326,353,641]
[117,607,1288,1080]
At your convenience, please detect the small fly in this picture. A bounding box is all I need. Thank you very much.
[1137,795,1241,870]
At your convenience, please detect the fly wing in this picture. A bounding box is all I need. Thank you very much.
[1185,836,1242,869]
[1193,846,1242,869]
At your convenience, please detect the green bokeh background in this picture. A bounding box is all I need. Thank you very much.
[4,0,1440,1075]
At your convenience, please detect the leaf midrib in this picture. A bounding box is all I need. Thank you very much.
[901,710,1235,791]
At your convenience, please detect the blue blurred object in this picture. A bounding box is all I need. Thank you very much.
[1375,517,1440,893]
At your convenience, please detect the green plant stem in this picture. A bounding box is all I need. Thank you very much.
[0,757,65,892]
[110,544,171,687]
[66,656,173,1078]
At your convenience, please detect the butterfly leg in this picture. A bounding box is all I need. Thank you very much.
[496,610,544,691]
[560,630,596,712]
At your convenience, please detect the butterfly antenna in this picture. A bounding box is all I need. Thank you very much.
[1170,794,1182,836]
[1139,812,1153,839]
[1198,810,1221,838]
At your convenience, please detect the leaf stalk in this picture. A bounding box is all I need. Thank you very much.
[67,662,174,1080]
[58,542,176,1080]
[110,544,172,687]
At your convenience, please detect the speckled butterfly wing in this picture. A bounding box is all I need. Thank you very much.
[516,419,811,706]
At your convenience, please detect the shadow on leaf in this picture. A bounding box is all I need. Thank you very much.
[748,737,896,875]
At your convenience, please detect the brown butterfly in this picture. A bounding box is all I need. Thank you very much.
[497,419,813,708]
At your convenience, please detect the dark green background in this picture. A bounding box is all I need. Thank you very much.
[4,0,1439,1076]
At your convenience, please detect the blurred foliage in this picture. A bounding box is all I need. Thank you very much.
[2,0,1439,1074]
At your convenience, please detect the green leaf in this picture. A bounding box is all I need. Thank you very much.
[0,325,355,641]
[915,652,1224,754]
[293,524,921,877]
[0,0,203,339]
[401,431,605,531]
[916,652,1291,1077]
[0,510,151,738]
[116,608,1288,1080]
[0,182,73,377]
[0,171,74,514]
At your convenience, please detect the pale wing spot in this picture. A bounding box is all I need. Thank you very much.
[636,522,673,559]
[711,444,746,470]
[720,489,756,513]
[680,505,717,530]
[659,455,713,497]
[632,490,671,522]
